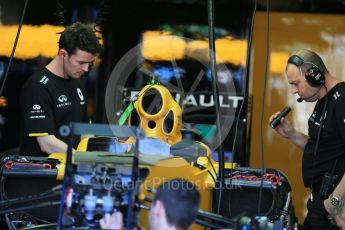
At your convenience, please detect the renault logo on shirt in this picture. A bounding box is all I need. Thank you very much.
[77,88,84,101]
[57,95,71,108]
[58,95,68,102]
[77,88,85,105]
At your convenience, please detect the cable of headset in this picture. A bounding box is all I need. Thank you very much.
[310,84,328,199]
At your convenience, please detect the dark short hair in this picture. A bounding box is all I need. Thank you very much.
[58,21,102,55]
[154,178,200,230]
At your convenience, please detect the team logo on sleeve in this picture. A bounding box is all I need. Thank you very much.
[39,75,49,84]
[57,95,71,107]
[333,91,340,100]
[30,104,45,119]
[77,88,85,105]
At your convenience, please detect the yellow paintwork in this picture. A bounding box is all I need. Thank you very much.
[47,152,66,180]
[0,24,102,60]
[77,137,90,151]
[28,133,49,137]
[133,84,182,145]
[141,31,247,65]
[138,157,216,230]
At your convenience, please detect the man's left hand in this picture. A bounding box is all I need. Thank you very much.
[324,198,334,214]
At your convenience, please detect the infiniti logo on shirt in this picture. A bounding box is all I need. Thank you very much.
[30,104,44,118]
[57,95,71,108]
[58,95,68,102]
[33,104,41,110]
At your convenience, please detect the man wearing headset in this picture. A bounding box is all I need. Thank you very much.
[20,22,102,156]
[269,49,345,229]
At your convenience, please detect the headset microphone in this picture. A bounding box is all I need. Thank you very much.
[296,85,323,103]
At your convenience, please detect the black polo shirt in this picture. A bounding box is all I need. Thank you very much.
[20,68,88,156]
[302,82,345,187]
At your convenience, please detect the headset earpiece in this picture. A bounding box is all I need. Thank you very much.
[60,50,67,58]
[287,54,325,87]
[305,66,325,87]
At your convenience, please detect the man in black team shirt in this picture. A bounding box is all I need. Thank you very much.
[270,49,345,230]
[20,22,102,156]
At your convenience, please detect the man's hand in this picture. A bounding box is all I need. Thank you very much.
[269,112,309,150]
[37,135,69,154]
[100,211,123,230]
[269,113,295,139]
[324,197,334,214]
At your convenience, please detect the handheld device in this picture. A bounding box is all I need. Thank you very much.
[270,106,291,129]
